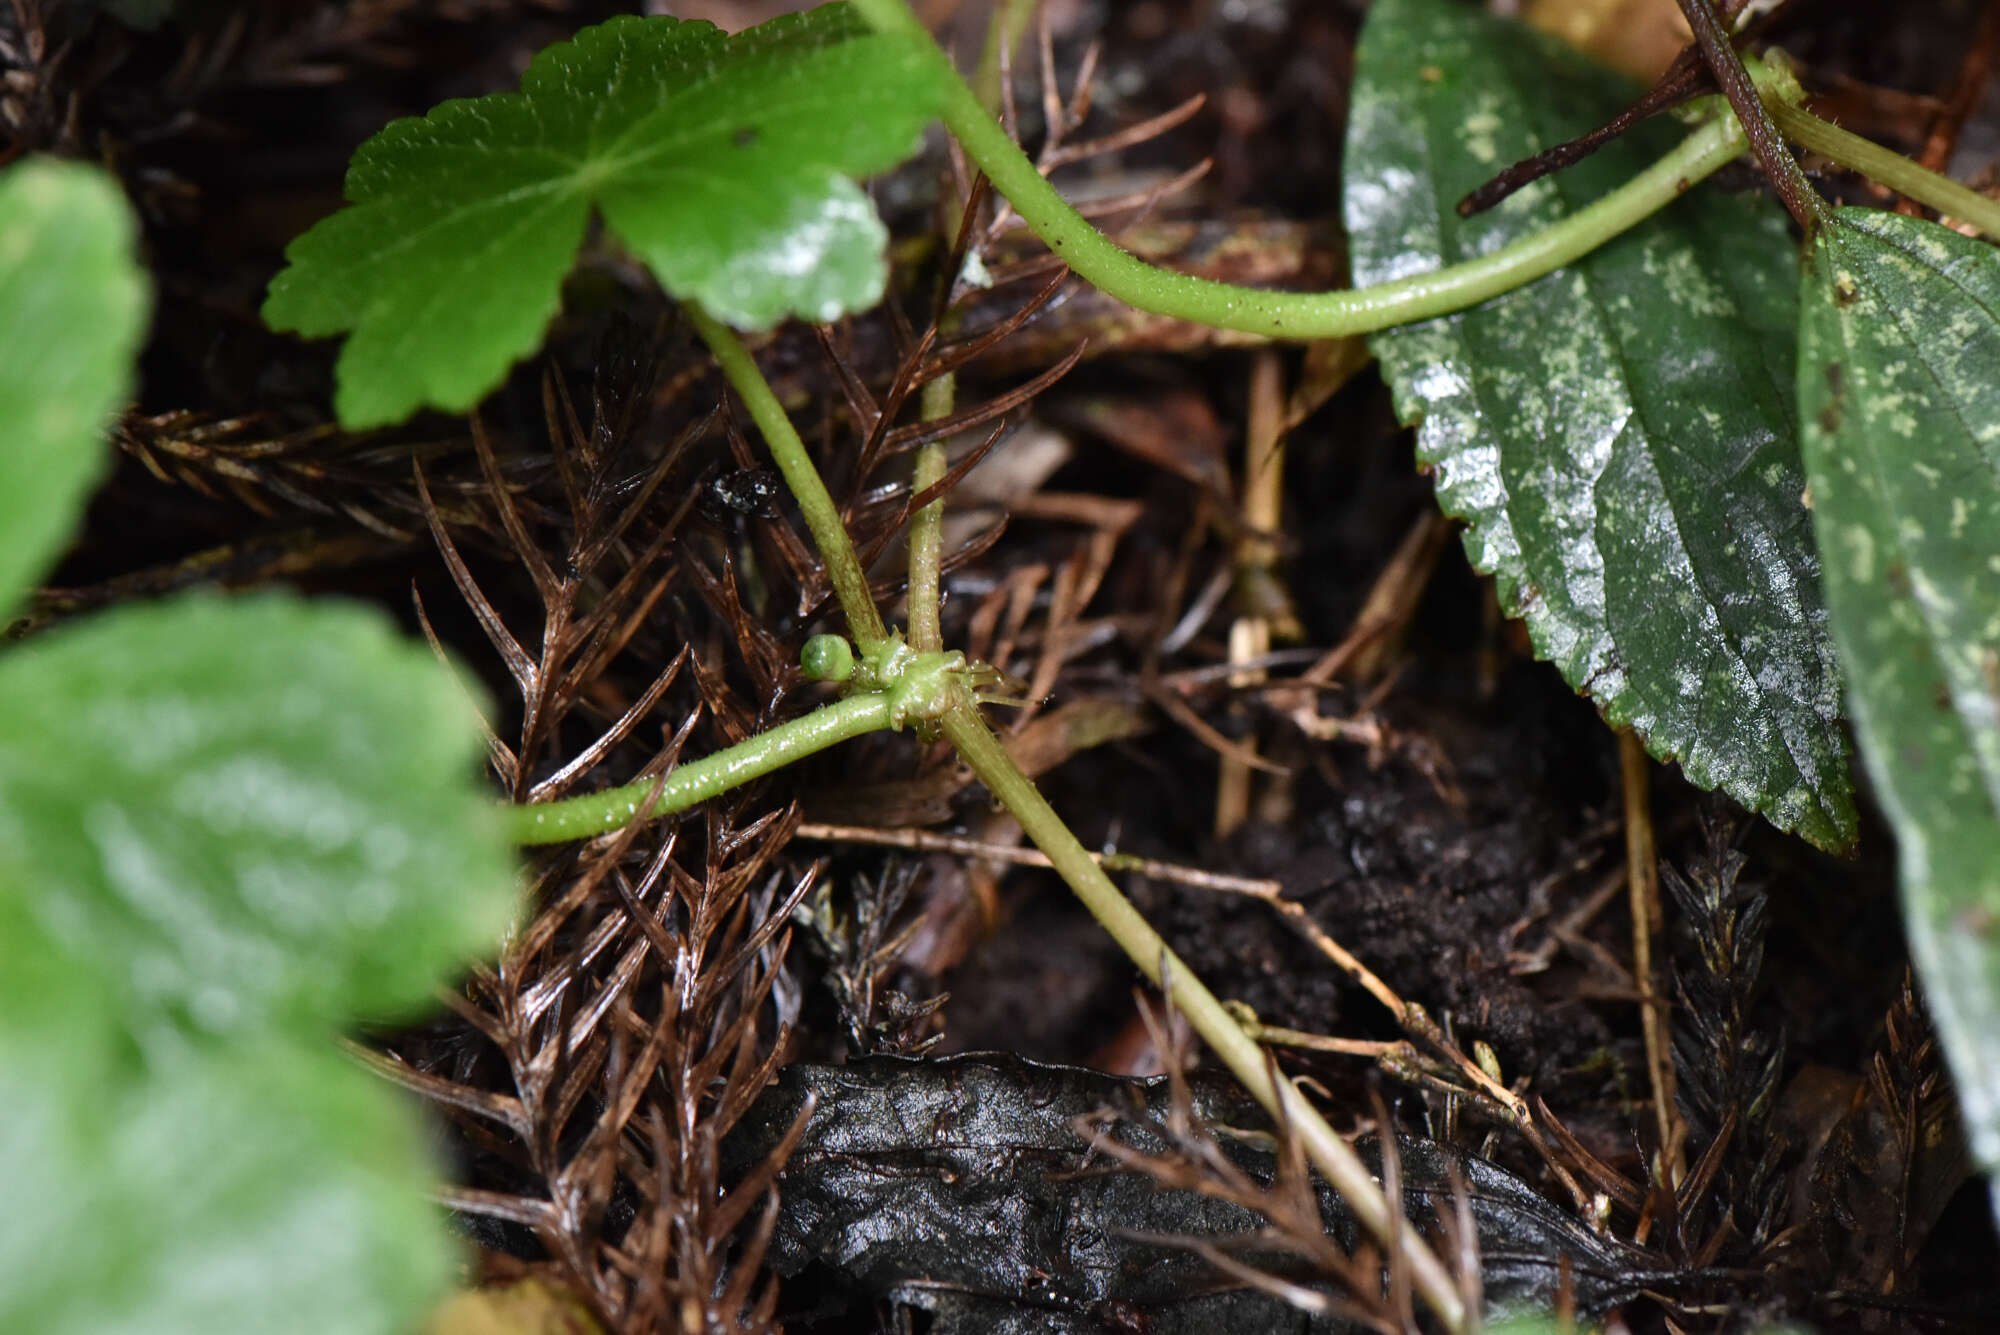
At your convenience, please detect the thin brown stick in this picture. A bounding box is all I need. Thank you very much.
[1924,2,2000,174]
[1457,0,1771,217]
[1040,93,1207,170]
[791,820,1286,896]
[1621,731,1680,1176]
[1299,509,1451,689]
[1217,349,1290,837]
[1145,673,1290,776]
[1236,1022,1399,1058]
[1674,0,1826,229]
[1535,1094,1645,1213]
[1458,45,1710,217]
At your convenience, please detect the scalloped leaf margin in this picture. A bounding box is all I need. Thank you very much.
[1342,0,1854,850]
[263,3,945,428]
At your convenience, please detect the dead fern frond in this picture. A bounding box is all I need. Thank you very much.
[118,411,477,538]
[794,859,947,1056]
[413,330,704,802]
[1071,1002,1432,1333]
[376,314,836,1332]
[392,799,811,1335]
[1798,973,1975,1301]
[1666,806,1787,1262]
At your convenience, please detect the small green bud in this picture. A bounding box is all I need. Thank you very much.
[801,633,854,683]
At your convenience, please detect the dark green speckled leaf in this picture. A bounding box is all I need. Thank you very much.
[1798,209,2000,1210]
[1343,0,1853,850]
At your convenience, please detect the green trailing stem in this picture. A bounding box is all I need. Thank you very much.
[852,0,1758,340]
[856,0,1998,327]
[1675,5,2000,242]
[936,700,1471,1333]
[505,692,897,845]
[1771,102,2000,240]
[638,2,2000,1307]
[507,636,967,843]
[685,302,890,648]
[533,276,1475,1327]
[906,374,956,655]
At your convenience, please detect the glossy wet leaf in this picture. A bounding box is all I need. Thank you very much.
[1343,0,1854,849]
[0,591,515,1050]
[1797,209,2000,1207]
[263,4,944,428]
[730,1053,1678,1325]
[0,159,148,617]
[0,1034,454,1335]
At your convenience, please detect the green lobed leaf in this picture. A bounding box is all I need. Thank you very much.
[1342,0,1854,850]
[0,591,516,1051]
[0,160,501,1335]
[0,158,149,618]
[262,3,944,428]
[0,1033,455,1335]
[1797,209,2000,1207]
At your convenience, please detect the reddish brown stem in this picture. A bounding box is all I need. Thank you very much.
[1674,0,1826,230]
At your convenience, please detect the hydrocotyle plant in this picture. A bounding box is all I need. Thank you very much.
[257,0,2000,1325]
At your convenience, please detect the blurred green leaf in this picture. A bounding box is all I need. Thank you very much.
[0,591,515,1050]
[0,156,509,1335]
[1797,208,2000,1210]
[0,158,149,617]
[262,3,944,428]
[1343,0,1854,849]
[0,1034,455,1335]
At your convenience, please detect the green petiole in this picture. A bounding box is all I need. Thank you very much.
[905,375,955,656]
[1771,101,2000,240]
[685,302,890,649]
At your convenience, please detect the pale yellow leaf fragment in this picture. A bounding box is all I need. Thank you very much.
[1524,0,1690,81]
